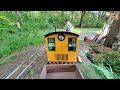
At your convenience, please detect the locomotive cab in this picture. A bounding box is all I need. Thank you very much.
[45,31,79,63]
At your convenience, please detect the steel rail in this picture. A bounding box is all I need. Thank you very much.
[4,45,46,79]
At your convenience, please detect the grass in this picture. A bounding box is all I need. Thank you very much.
[0,28,54,60]
[0,55,16,65]
[79,63,103,79]
[57,28,102,34]
[30,68,35,78]
[73,28,102,33]
[79,63,116,79]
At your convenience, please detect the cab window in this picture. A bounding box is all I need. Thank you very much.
[48,38,55,51]
[68,38,76,51]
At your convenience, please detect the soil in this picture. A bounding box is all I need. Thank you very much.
[0,43,45,79]
[97,45,113,53]
[22,51,47,79]
[89,44,114,62]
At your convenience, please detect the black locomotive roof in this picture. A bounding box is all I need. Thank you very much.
[45,31,79,37]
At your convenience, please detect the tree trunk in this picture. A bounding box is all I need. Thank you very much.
[15,11,22,29]
[79,11,85,28]
[104,11,120,47]
[100,12,114,35]
[92,11,115,43]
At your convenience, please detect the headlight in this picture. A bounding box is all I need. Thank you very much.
[58,34,65,41]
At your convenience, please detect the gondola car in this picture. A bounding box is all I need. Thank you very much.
[45,31,79,64]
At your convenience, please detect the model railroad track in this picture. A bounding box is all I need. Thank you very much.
[4,45,46,79]
[21,51,48,79]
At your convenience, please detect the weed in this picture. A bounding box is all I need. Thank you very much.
[30,68,35,78]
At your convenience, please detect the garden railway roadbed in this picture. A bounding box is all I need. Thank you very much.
[0,44,47,79]
[0,32,98,79]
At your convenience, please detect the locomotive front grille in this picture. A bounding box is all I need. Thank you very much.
[55,54,68,60]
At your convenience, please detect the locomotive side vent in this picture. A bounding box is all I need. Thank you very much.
[55,54,68,60]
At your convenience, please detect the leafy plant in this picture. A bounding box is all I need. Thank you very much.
[90,51,120,78]
[86,52,93,60]
[79,63,116,79]
[30,68,35,78]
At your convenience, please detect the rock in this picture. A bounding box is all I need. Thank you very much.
[112,40,120,51]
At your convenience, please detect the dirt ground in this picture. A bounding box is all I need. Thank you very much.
[94,45,113,61]
[0,44,45,79]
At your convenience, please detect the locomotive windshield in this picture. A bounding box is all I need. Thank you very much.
[68,38,76,51]
[48,38,55,51]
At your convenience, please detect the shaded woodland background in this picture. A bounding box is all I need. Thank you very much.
[0,11,120,58]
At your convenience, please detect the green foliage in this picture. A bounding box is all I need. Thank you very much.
[79,63,115,79]
[0,55,16,65]
[97,17,105,28]
[79,63,103,79]
[91,63,114,79]
[21,12,53,29]
[0,11,105,59]
[83,12,97,28]
[0,29,53,58]
[89,51,120,78]
[0,45,12,58]
[86,52,93,60]
[71,12,80,27]
[85,44,120,78]
[30,68,35,78]
[0,11,54,59]
[102,51,120,65]
[83,12,105,28]
[92,46,99,53]
[102,51,120,73]
[48,11,67,28]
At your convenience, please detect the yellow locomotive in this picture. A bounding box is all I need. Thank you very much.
[45,31,79,64]
[40,31,85,79]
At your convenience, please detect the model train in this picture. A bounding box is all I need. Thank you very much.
[40,31,84,79]
[45,31,79,64]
